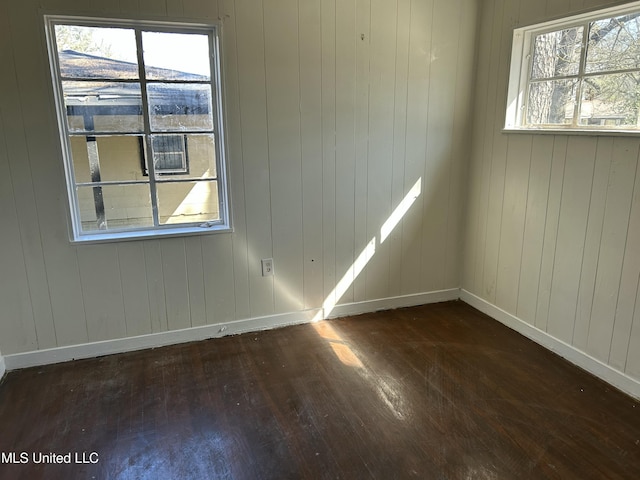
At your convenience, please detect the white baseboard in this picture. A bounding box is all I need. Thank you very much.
[5,287,638,401]
[0,353,5,382]
[4,309,320,371]
[3,289,458,371]
[460,289,640,400]
[328,288,460,318]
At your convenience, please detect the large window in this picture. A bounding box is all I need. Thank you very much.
[505,2,640,133]
[45,16,230,242]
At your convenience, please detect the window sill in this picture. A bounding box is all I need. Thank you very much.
[70,223,233,245]
[503,127,640,137]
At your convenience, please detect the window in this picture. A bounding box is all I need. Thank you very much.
[45,16,230,242]
[143,135,189,175]
[505,2,640,133]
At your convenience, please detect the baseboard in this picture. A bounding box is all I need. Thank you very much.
[328,288,460,318]
[6,287,637,400]
[0,353,5,382]
[3,309,320,370]
[460,289,640,400]
[3,289,458,371]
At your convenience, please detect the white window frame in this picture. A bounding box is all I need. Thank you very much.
[45,15,231,243]
[505,1,640,135]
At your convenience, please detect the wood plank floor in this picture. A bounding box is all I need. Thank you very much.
[0,301,639,479]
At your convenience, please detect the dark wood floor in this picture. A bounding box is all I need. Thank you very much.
[0,301,639,479]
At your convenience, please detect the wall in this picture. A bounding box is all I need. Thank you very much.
[0,349,5,381]
[0,0,478,358]
[463,0,640,389]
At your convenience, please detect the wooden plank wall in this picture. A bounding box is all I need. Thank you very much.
[463,0,640,383]
[0,0,478,355]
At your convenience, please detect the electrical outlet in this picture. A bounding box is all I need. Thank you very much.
[261,258,274,276]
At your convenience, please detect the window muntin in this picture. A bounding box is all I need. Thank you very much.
[506,2,640,133]
[46,17,229,241]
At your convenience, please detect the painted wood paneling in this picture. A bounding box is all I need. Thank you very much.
[0,94,38,355]
[220,0,251,321]
[1,0,478,358]
[463,0,640,388]
[298,0,324,310]
[202,234,236,324]
[400,0,433,295]
[8,0,89,349]
[495,135,532,313]
[234,0,275,318]
[515,136,554,325]
[610,150,640,370]
[166,0,184,18]
[421,0,460,293]
[321,0,337,307]
[138,0,166,17]
[573,137,613,350]
[546,0,573,18]
[144,240,168,333]
[182,0,218,19]
[626,279,640,379]
[353,0,372,303]
[334,0,358,305]
[264,0,304,314]
[587,139,638,362]
[546,137,596,343]
[446,0,477,290]
[184,236,206,328]
[482,0,519,304]
[0,4,56,352]
[387,0,411,298]
[473,0,502,297]
[365,0,397,301]
[160,238,191,331]
[117,242,152,337]
[462,0,494,294]
[77,245,127,342]
[533,137,567,333]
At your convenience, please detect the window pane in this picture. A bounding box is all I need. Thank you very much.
[579,73,640,127]
[78,184,152,231]
[142,31,211,81]
[157,181,219,225]
[531,27,584,79]
[586,15,640,73]
[55,26,138,80]
[63,81,143,132]
[70,136,92,183]
[147,83,213,132]
[70,135,145,183]
[151,133,216,180]
[97,136,145,182]
[527,79,578,125]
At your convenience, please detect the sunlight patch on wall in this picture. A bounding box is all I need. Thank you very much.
[313,177,422,321]
[380,177,421,244]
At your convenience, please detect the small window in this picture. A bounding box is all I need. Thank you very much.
[45,16,230,242]
[142,135,189,175]
[505,2,640,133]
